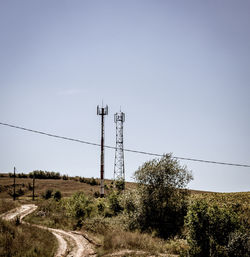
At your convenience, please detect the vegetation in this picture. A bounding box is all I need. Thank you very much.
[133,154,193,238]
[0,199,19,214]
[43,189,53,200]
[1,157,249,256]
[8,171,61,179]
[22,189,250,256]
[0,218,56,257]
[114,179,125,192]
[53,190,62,201]
[29,171,61,180]
[186,200,242,256]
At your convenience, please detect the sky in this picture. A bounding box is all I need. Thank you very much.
[0,0,249,192]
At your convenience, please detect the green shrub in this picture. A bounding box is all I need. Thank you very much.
[54,190,62,201]
[64,192,96,220]
[95,198,107,214]
[108,191,123,216]
[227,231,250,257]
[89,177,98,186]
[62,174,68,180]
[185,199,241,257]
[93,191,101,198]
[17,188,25,196]
[43,189,53,200]
[115,179,125,192]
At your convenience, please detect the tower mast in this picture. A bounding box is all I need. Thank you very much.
[114,110,125,187]
[97,104,108,197]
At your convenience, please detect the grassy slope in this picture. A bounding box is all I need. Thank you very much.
[0,173,136,199]
[0,218,57,257]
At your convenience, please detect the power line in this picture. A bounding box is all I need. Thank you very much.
[0,121,250,168]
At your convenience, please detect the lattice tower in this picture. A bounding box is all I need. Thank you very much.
[114,111,125,181]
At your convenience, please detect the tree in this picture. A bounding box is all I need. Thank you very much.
[185,199,241,257]
[134,153,193,238]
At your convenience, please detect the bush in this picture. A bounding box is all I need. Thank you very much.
[43,189,53,200]
[17,188,25,196]
[115,179,125,192]
[89,177,98,186]
[54,190,62,201]
[93,191,101,198]
[62,174,68,180]
[17,173,28,178]
[108,191,123,216]
[227,231,250,257]
[185,199,241,257]
[64,192,95,220]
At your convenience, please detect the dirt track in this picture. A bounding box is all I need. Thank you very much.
[0,204,96,257]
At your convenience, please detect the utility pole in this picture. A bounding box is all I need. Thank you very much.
[13,167,16,201]
[114,110,125,190]
[97,104,108,198]
[32,172,35,201]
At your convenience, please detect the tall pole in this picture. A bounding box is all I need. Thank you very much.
[13,166,16,201]
[32,172,35,201]
[100,113,104,197]
[97,104,108,198]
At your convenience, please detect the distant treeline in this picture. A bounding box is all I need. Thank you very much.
[8,171,99,186]
[9,170,61,180]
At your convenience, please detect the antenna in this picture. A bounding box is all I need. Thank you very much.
[97,104,108,197]
[114,110,125,188]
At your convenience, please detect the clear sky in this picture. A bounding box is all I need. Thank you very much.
[0,0,249,192]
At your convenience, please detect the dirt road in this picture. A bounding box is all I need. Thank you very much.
[0,204,96,257]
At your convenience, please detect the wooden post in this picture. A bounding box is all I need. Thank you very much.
[13,167,16,201]
[32,172,35,201]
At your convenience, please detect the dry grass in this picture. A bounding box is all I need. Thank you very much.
[82,217,187,256]
[97,229,167,256]
[0,199,20,214]
[0,173,136,200]
[94,228,188,256]
[0,218,56,257]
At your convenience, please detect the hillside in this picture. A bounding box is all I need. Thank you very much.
[1,172,249,256]
[0,173,136,199]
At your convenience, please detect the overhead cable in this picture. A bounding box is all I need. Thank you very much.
[0,121,249,168]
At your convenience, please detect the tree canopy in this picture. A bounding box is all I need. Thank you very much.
[134,153,193,238]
